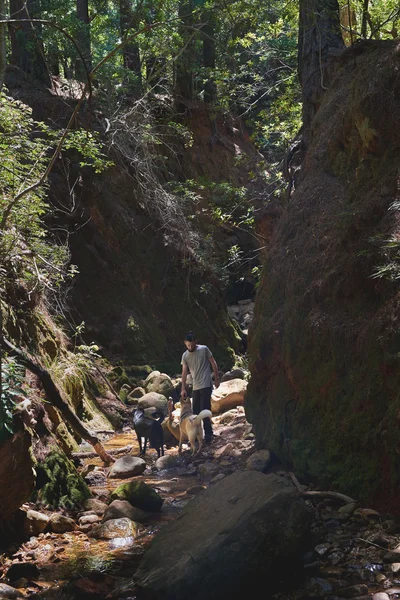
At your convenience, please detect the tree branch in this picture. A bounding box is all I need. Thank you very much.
[1,336,115,464]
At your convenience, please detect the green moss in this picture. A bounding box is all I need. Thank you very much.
[55,422,80,454]
[111,480,163,512]
[110,366,132,387]
[127,365,154,378]
[33,448,91,510]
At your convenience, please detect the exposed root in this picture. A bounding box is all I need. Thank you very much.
[289,471,355,504]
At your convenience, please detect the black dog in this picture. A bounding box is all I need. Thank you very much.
[132,407,165,458]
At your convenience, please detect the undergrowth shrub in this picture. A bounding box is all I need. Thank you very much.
[0,357,26,442]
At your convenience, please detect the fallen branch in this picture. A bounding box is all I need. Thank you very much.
[353,537,389,552]
[94,429,115,435]
[2,337,115,465]
[289,472,355,504]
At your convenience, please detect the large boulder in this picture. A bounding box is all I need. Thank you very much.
[111,480,163,512]
[246,449,272,472]
[145,372,174,397]
[132,472,311,600]
[91,517,139,540]
[211,379,247,414]
[23,510,49,536]
[155,454,179,470]
[221,368,246,382]
[48,513,76,533]
[144,370,161,385]
[103,500,151,524]
[138,392,168,416]
[108,456,146,479]
[83,498,108,515]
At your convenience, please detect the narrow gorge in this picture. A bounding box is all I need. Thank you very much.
[1,2,400,600]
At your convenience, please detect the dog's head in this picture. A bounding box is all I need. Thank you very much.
[133,407,145,420]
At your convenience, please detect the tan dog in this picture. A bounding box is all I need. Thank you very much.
[178,397,212,455]
[164,398,181,442]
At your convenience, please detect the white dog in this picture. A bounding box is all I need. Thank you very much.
[178,397,212,456]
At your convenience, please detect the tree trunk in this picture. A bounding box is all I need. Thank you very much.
[75,0,92,81]
[0,0,6,92]
[202,10,216,104]
[298,0,344,143]
[361,0,369,38]
[175,0,194,103]
[120,0,142,94]
[1,337,115,464]
[9,0,51,85]
[340,2,357,46]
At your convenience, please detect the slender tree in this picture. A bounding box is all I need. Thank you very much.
[75,0,92,80]
[120,0,142,93]
[175,0,194,102]
[9,0,51,85]
[0,0,6,91]
[298,0,344,143]
[361,0,369,38]
[202,7,216,104]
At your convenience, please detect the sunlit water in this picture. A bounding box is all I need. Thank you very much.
[14,430,206,598]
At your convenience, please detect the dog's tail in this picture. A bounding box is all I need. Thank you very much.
[153,410,165,424]
[191,409,212,424]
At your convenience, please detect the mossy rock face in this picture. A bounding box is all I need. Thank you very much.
[111,480,163,512]
[128,365,154,378]
[34,449,91,510]
[55,422,80,455]
[245,42,400,511]
[110,366,131,387]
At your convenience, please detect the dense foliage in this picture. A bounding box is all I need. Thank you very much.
[0,357,25,441]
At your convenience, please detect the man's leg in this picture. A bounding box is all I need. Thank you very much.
[192,389,201,415]
[199,387,213,441]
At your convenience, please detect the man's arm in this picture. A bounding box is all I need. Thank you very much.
[181,362,188,398]
[209,356,220,388]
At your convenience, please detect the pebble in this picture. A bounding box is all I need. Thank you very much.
[306,577,333,596]
[390,563,400,573]
[78,514,101,525]
[315,543,330,556]
[329,551,343,565]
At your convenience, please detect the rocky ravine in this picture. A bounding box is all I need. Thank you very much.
[1,401,400,600]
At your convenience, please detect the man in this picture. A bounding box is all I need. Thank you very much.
[180,331,220,443]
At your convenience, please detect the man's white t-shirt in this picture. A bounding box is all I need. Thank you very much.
[181,345,213,391]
